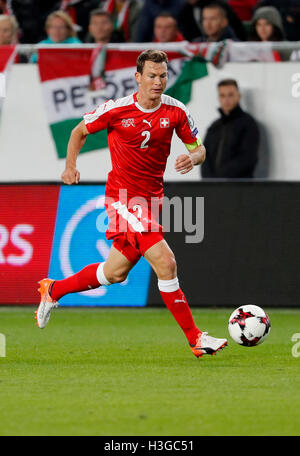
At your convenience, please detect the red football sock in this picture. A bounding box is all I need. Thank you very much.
[160,288,201,345]
[50,263,101,301]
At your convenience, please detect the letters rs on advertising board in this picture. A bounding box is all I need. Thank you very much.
[0,185,59,303]
[0,185,151,306]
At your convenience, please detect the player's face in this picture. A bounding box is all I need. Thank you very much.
[135,61,168,101]
[218,85,240,115]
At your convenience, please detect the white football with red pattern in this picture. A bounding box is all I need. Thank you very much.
[228,305,271,346]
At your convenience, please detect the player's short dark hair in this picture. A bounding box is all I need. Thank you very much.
[217,78,239,90]
[89,9,113,22]
[203,2,227,18]
[136,49,168,74]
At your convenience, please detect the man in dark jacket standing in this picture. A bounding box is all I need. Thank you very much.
[201,79,259,178]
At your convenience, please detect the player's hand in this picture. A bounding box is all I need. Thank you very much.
[61,167,80,185]
[175,154,194,174]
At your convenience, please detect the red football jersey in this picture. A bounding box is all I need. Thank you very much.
[84,92,200,200]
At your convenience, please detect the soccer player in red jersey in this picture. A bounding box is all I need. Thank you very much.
[36,50,227,358]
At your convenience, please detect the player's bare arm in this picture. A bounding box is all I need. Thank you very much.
[175,144,206,174]
[62,120,89,185]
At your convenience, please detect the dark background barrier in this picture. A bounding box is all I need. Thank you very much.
[147,181,300,307]
[1,182,299,307]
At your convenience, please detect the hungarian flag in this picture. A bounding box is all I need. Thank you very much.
[0,45,17,113]
[37,44,209,159]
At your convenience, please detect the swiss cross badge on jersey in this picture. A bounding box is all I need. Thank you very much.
[160,118,170,128]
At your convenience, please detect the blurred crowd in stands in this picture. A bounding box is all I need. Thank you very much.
[1,1,299,179]
[0,0,300,49]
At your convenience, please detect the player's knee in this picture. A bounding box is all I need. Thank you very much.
[108,270,128,284]
[156,254,177,279]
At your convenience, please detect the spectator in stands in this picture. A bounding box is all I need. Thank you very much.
[41,10,82,45]
[85,9,120,44]
[254,0,300,41]
[8,1,102,43]
[99,0,143,42]
[201,79,259,178]
[249,6,284,60]
[136,0,185,42]
[153,12,185,42]
[179,0,246,42]
[250,6,285,41]
[31,10,81,63]
[0,14,18,44]
[194,2,240,42]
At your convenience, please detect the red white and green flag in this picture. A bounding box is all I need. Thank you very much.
[37,43,213,158]
[38,45,213,158]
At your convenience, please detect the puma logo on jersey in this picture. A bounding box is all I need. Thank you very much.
[143,119,152,128]
[122,118,135,128]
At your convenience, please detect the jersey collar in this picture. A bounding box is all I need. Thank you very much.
[134,92,162,113]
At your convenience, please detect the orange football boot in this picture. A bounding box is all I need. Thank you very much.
[35,279,58,329]
[190,332,228,358]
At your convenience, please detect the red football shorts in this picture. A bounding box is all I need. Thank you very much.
[105,194,164,265]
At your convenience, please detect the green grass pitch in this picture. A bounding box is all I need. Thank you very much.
[0,306,299,436]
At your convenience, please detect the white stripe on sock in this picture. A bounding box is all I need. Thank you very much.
[158,277,179,293]
[96,262,112,286]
